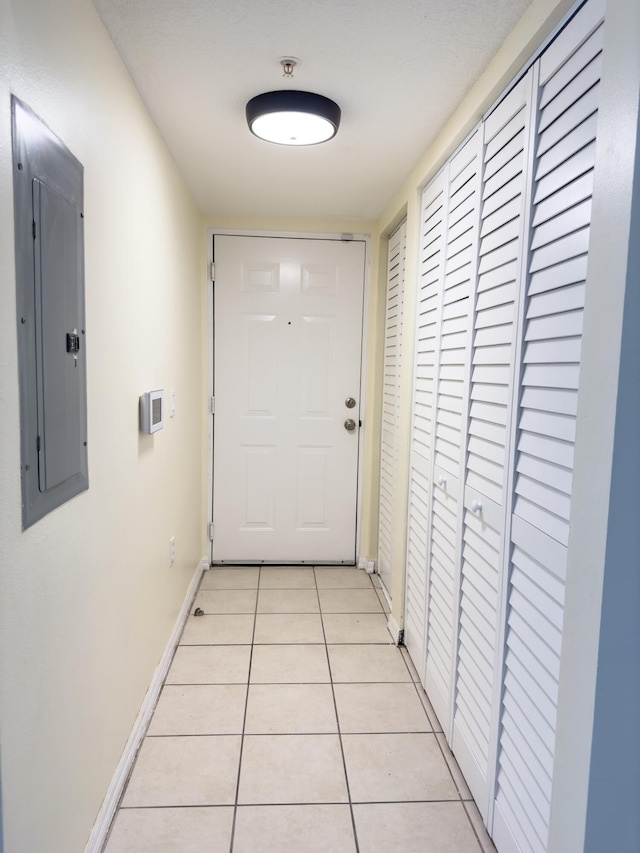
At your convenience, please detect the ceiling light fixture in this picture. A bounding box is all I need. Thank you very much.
[246,59,341,146]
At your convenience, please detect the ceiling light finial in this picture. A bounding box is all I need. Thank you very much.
[281,58,297,78]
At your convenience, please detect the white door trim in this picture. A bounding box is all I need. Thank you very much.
[206,227,372,566]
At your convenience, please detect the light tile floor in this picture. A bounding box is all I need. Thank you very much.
[103,566,496,853]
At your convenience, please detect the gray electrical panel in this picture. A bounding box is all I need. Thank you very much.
[12,97,88,528]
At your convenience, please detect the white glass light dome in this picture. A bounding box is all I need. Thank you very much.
[246,91,341,146]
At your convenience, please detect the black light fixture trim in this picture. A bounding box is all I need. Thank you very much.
[246,90,341,145]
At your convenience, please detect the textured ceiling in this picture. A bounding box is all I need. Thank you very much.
[93,0,531,220]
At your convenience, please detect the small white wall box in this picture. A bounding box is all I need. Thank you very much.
[140,390,164,434]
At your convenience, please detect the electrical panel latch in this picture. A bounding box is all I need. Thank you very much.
[66,332,80,354]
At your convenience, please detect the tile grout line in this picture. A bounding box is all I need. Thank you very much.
[145,728,442,738]
[431,723,466,804]
[227,572,260,853]
[396,643,471,807]
[315,566,361,853]
[117,795,469,810]
[461,799,493,853]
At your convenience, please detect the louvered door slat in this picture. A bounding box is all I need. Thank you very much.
[538,92,599,163]
[494,7,604,850]
[502,668,555,752]
[539,9,604,105]
[517,452,573,494]
[483,130,527,183]
[470,381,510,405]
[530,259,583,304]
[532,172,593,226]
[458,600,495,665]
[471,400,507,426]
[520,385,577,415]
[502,693,553,777]
[523,337,582,364]
[528,226,590,271]
[458,654,492,719]
[457,693,490,761]
[533,141,596,203]
[378,220,407,597]
[476,278,516,308]
[537,57,600,133]
[530,200,591,249]
[468,434,504,465]
[474,343,513,365]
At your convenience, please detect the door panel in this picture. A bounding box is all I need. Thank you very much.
[494,4,604,850]
[452,67,534,820]
[378,220,407,597]
[213,235,365,563]
[423,129,481,732]
[404,171,447,681]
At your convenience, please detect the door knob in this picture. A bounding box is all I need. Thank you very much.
[345,397,356,409]
[472,500,483,513]
[344,418,356,432]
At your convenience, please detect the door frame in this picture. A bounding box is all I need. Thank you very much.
[206,227,373,565]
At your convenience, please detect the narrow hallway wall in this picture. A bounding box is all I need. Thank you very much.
[0,0,205,850]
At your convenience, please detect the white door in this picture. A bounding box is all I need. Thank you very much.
[424,129,481,729]
[452,69,534,819]
[378,220,407,597]
[212,234,366,563]
[405,171,447,683]
[492,3,604,849]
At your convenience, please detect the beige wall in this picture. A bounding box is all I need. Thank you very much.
[0,1,205,850]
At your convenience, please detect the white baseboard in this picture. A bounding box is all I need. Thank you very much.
[387,614,404,645]
[84,557,207,853]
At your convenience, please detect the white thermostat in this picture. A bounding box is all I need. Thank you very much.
[140,390,164,434]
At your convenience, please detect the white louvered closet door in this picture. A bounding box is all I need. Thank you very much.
[378,219,407,598]
[404,173,446,681]
[492,2,605,851]
[452,71,535,819]
[424,130,481,729]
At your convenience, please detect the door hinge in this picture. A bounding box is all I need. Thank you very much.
[208,522,214,540]
[209,396,215,415]
[210,262,215,281]
[36,434,41,452]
